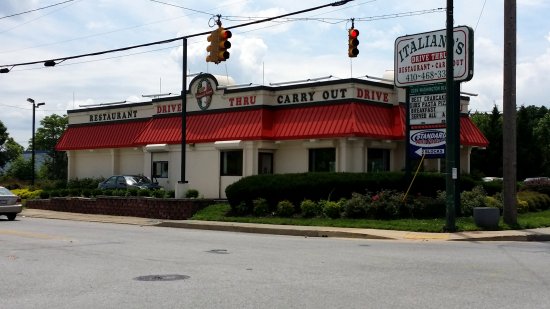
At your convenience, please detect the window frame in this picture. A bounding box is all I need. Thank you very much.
[308,148,336,172]
[152,161,169,178]
[220,150,243,176]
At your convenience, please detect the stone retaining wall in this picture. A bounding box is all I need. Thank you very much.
[25,197,219,220]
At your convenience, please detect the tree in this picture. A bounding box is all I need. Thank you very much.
[470,105,503,177]
[5,156,33,180]
[28,114,68,180]
[534,112,550,176]
[0,121,23,171]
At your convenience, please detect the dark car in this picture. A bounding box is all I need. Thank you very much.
[98,175,161,190]
[0,186,22,221]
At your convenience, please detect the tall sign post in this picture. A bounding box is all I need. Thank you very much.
[395,3,474,231]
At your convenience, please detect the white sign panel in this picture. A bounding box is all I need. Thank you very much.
[394,26,473,87]
[409,93,446,125]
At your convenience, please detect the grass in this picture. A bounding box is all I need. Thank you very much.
[191,203,550,233]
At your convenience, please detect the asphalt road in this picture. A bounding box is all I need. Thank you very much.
[2,217,550,309]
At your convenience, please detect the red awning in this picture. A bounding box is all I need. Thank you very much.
[56,119,149,151]
[460,115,489,147]
[272,103,402,140]
[56,103,488,150]
[134,109,267,145]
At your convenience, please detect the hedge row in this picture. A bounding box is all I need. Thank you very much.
[225,172,477,211]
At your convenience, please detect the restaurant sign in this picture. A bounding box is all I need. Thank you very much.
[394,26,474,87]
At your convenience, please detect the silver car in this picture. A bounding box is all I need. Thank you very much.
[0,186,22,221]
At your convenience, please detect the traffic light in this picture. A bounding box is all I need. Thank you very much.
[206,27,232,64]
[348,28,359,58]
[206,28,220,63]
[217,27,232,62]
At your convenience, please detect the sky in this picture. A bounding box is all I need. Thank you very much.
[0,0,549,149]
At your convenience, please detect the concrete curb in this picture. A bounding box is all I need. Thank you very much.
[20,209,550,242]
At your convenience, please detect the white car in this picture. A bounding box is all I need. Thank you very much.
[0,186,22,221]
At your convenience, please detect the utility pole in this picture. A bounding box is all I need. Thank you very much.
[503,0,517,225]
[444,0,457,232]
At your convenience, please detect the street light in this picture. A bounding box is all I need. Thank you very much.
[27,98,45,186]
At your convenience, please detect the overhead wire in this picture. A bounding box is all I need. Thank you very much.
[0,0,355,70]
[0,0,75,20]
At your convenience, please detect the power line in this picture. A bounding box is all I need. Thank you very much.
[149,0,213,16]
[0,0,75,20]
[0,0,354,70]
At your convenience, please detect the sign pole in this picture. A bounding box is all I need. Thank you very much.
[180,38,188,184]
[444,0,457,232]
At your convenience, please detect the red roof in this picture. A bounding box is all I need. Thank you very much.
[56,119,148,151]
[460,115,489,147]
[56,103,488,150]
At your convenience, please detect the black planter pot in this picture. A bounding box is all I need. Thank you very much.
[473,207,500,229]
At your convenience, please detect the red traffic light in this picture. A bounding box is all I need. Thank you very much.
[348,28,359,58]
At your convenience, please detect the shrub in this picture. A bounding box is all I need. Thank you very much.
[517,191,550,211]
[137,189,151,197]
[101,189,113,196]
[411,193,446,218]
[126,188,139,196]
[39,190,50,199]
[321,200,342,219]
[484,196,503,212]
[68,188,81,197]
[11,188,42,200]
[369,190,405,219]
[460,185,487,216]
[300,199,322,218]
[253,198,270,217]
[185,189,199,198]
[81,189,93,198]
[276,200,295,217]
[151,190,166,198]
[166,190,176,198]
[342,193,369,218]
[522,178,550,196]
[92,189,104,196]
[58,189,69,197]
[233,201,251,216]
[67,177,102,189]
[516,199,529,213]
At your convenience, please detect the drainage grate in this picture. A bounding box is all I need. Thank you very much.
[207,249,229,254]
[134,274,190,282]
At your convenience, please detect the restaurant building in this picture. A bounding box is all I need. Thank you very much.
[56,73,488,198]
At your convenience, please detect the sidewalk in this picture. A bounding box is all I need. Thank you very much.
[20,208,550,242]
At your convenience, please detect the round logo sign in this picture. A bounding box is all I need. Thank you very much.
[410,129,446,147]
[195,77,214,110]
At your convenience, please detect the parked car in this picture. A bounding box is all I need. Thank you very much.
[0,186,22,221]
[97,175,161,190]
[523,177,550,184]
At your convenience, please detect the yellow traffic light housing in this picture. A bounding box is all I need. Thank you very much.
[217,27,232,62]
[206,28,220,63]
[348,28,359,58]
[206,27,232,64]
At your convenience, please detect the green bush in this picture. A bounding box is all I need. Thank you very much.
[92,189,104,196]
[321,200,342,219]
[484,196,503,211]
[276,200,295,217]
[369,190,405,219]
[342,193,369,218]
[137,189,151,197]
[233,201,251,216]
[39,190,50,199]
[253,198,270,217]
[81,189,93,198]
[151,190,166,198]
[185,189,199,198]
[522,178,550,196]
[300,199,322,218]
[126,188,139,196]
[225,172,478,213]
[517,191,550,211]
[68,188,81,197]
[460,185,487,216]
[166,190,176,198]
[67,177,103,189]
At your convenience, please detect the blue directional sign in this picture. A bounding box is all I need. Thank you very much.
[409,128,446,158]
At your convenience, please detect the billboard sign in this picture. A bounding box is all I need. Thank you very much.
[394,26,474,87]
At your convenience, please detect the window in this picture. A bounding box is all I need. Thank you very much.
[309,148,336,172]
[367,148,390,172]
[258,152,273,174]
[152,161,169,178]
[220,150,243,176]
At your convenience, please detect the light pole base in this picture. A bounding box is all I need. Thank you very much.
[175,181,189,199]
